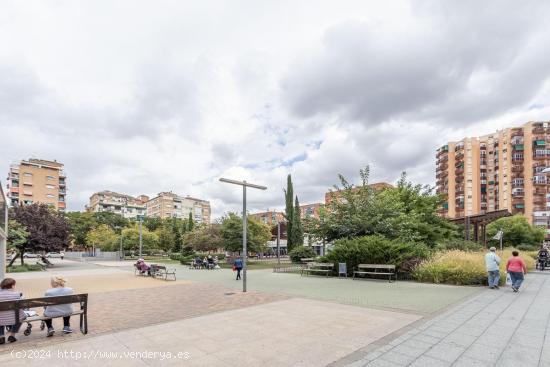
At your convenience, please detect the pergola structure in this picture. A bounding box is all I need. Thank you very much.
[449,210,511,246]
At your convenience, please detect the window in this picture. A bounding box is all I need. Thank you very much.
[46,194,55,198]
[46,184,55,189]
[46,176,55,180]
[23,172,32,177]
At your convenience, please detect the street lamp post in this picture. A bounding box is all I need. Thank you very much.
[219,178,267,292]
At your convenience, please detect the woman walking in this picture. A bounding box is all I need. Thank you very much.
[506,251,527,292]
[234,257,243,280]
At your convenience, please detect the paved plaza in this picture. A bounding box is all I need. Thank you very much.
[1,259,547,366]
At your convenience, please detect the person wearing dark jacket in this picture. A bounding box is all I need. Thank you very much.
[234,257,243,280]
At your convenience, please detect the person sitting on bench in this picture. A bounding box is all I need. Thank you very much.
[136,259,151,275]
[0,278,26,344]
[44,275,74,336]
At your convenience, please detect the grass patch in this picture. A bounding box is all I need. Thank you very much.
[7,264,44,273]
[413,249,535,286]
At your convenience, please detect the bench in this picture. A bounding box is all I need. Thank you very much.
[353,264,396,282]
[301,262,334,277]
[134,263,149,276]
[300,258,316,264]
[151,265,176,281]
[0,293,89,335]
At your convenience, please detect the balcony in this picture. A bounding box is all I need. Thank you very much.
[59,189,66,194]
[534,140,546,147]
[512,156,524,162]
[533,126,545,134]
[513,144,524,151]
[512,165,523,172]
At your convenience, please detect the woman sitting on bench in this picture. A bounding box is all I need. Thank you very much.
[136,259,151,275]
[0,278,26,344]
[44,275,74,336]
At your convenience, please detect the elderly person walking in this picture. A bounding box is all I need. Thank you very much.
[44,275,74,336]
[0,278,26,344]
[507,251,527,292]
[485,246,501,289]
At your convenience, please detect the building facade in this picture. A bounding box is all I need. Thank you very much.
[249,210,285,226]
[436,121,550,236]
[88,191,148,219]
[0,183,7,279]
[299,203,323,219]
[146,192,211,223]
[6,159,67,212]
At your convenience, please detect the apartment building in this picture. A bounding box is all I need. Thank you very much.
[436,121,550,236]
[299,203,323,219]
[6,158,67,211]
[88,191,148,219]
[146,192,211,223]
[249,210,285,226]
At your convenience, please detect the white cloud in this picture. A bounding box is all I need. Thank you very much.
[1,0,550,220]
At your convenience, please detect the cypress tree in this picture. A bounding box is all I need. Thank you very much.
[284,174,294,251]
[188,212,195,231]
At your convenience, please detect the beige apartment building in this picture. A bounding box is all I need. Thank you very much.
[146,191,211,223]
[436,121,550,236]
[6,158,67,212]
[88,191,148,219]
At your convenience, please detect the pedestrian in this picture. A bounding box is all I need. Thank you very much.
[60,250,65,261]
[0,278,26,344]
[484,246,501,289]
[234,256,243,280]
[506,250,527,292]
[44,275,74,336]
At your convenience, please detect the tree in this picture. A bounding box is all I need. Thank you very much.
[86,224,118,251]
[66,211,97,247]
[284,174,294,250]
[172,221,183,253]
[184,225,222,252]
[10,204,70,260]
[93,212,129,229]
[121,224,159,252]
[7,219,29,266]
[487,215,545,249]
[290,196,304,247]
[188,212,194,231]
[220,213,271,254]
[307,167,457,247]
[155,226,175,252]
[143,217,163,232]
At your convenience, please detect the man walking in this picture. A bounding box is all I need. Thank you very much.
[485,246,501,289]
[234,256,243,280]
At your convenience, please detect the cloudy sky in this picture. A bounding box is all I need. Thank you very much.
[2,0,550,219]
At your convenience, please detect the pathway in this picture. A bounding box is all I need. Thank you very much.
[337,271,550,367]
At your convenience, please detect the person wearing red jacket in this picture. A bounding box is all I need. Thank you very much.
[506,251,527,292]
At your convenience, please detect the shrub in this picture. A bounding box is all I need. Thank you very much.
[289,246,318,263]
[517,244,538,252]
[7,264,43,273]
[324,235,430,275]
[413,249,536,286]
[436,239,483,252]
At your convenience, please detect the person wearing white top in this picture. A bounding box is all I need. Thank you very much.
[484,247,501,289]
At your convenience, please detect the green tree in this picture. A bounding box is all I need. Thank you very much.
[121,224,159,253]
[307,167,457,247]
[220,213,271,254]
[155,226,174,252]
[487,215,545,249]
[284,174,294,250]
[290,196,304,247]
[143,217,163,232]
[172,221,183,253]
[93,212,129,229]
[184,225,222,252]
[86,224,118,251]
[7,219,30,266]
[66,211,97,247]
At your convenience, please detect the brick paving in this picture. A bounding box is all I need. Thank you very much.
[1,273,287,353]
[337,272,550,367]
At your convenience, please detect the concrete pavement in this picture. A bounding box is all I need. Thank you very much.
[338,271,550,367]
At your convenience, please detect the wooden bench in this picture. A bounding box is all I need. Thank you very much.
[353,264,396,282]
[0,293,89,335]
[151,265,176,281]
[301,262,334,277]
[300,258,316,264]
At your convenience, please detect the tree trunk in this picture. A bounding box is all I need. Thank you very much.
[20,251,24,266]
[7,252,19,267]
